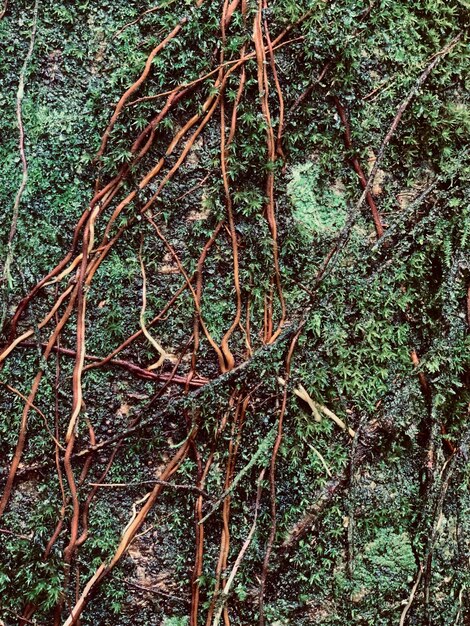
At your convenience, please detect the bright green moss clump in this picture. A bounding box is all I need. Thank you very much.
[288,162,348,236]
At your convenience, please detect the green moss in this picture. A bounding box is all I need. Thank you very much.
[0,0,469,625]
[288,162,348,236]
[352,530,415,596]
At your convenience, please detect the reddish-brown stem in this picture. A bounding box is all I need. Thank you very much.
[205,394,247,626]
[97,2,205,159]
[253,2,286,343]
[0,283,80,517]
[334,96,384,238]
[259,330,300,626]
[62,426,199,626]
[44,307,68,560]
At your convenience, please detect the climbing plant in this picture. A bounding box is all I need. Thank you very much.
[0,1,468,625]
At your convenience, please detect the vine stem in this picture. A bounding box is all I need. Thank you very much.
[61,426,199,626]
[259,328,301,626]
[1,0,39,327]
[0,0,7,20]
[96,0,206,159]
[334,96,384,238]
[212,467,265,626]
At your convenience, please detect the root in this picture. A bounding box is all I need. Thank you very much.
[138,237,170,369]
[0,6,464,624]
[1,0,39,327]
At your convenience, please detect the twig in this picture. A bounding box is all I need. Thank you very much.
[96,0,206,159]
[399,565,424,626]
[124,579,189,604]
[466,284,470,328]
[121,492,151,537]
[17,341,209,386]
[304,31,463,295]
[138,237,169,368]
[318,402,356,438]
[0,527,32,540]
[280,378,356,437]
[346,413,368,576]
[371,182,438,250]
[212,467,265,626]
[0,381,64,450]
[1,608,38,624]
[362,78,394,101]
[398,442,462,624]
[258,329,300,626]
[112,2,175,38]
[88,479,210,498]
[199,427,276,525]
[6,0,39,232]
[307,444,333,478]
[287,60,333,116]
[334,96,384,237]
[453,586,465,626]
[364,32,462,206]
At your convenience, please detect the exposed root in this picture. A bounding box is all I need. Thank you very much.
[1,0,39,327]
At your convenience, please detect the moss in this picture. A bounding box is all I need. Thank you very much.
[0,0,469,625]
[350,529,415,597]
[288,162,348,236]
